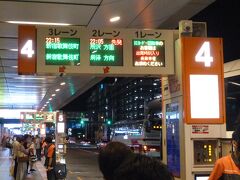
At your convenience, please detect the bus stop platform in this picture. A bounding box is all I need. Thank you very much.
[0,146,47,180]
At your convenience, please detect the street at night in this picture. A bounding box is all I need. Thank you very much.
[66,146,103,180]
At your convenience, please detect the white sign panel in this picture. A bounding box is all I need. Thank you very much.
[190,75,220,118]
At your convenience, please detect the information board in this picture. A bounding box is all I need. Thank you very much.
[133,39,165,67]
[45,37,80,65]
[89,38,123,66]
[36,27,175,76]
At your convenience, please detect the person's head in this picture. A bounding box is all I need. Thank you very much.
[23,134,32,143]
[18,136,25,145]
[15,136,21,142]
[32,137,36,143]
[45,136,53,145]
[98,141,133,180]
[232,126,240,153]
[113,154,174,180]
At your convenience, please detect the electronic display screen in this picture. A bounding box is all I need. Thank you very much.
[45,37,80,65]
[58,144,64,149]
[195,174,209,180]
[166,103,180,178]
[57,122,65,133]
[133,39,165,67]
[89,38,123,66]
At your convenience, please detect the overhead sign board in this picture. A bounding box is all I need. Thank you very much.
[20,112,56,123]
[35,26,175,76]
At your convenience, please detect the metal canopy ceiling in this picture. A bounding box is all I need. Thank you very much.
[0,0,214,111]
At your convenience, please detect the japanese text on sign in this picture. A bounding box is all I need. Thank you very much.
[89,38,123,66]
[45,37,80,65]
[133,40,165,67]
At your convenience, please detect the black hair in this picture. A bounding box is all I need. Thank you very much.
[23,134,31,140]
[232,125,240,152]
[45,136,53,144]
[113,154,174,180]
[98,141,133,180]
[232,125,240,141]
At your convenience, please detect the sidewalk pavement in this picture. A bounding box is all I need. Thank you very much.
[0,146,47,180]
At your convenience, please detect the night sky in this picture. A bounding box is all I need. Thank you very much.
[191,0,240,62]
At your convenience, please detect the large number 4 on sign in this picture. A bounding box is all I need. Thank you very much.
[20,40,34,58]
[195,41,213,67]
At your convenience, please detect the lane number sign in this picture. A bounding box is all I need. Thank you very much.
[195,42,213,67]
[20,40,35,58]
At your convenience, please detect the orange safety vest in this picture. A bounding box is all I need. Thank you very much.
[209,154,240,180]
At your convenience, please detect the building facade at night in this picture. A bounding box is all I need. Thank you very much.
[85,77,161,140]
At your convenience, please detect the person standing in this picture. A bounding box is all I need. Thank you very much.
[16,136,30,180]
[209,127,240,179]
[35,135,41,161]
[12,136,21,179]
[45,136,56,180]
[29,137,37,172]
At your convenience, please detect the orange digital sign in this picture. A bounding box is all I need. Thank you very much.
[18,25,36,75]
[181,37,225,124]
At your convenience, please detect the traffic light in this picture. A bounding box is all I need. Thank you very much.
[80,120,84,125]
[106,119,112,125]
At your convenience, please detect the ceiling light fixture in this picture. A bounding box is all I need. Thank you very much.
[11,66,18,68]
[46,101,49,104]
[55,89,60,92]
[52,94,56,97]
[49,98,52,101]
[10,49,18,52]
[110,16,120,22]
[60,82,66,86]
[14,85,42,88]
[229,81,240,86]
[6,21,71,26]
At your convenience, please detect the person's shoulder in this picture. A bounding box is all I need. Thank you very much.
[49,144,55,149]
[216,155,232,164]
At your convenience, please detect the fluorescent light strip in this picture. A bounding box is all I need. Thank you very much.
[55,89,60,92]
[227,97,237,100]
[60,82,66,86]
[14,85,42,88]
[6,21,71,26]
[52,94,56,97]
[10,49,18,52]
[229,81,240,86]
[14,77,45,80]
